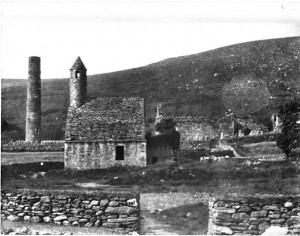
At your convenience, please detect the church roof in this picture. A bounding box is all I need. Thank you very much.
[70,57,87,70]
[65,97,146,142]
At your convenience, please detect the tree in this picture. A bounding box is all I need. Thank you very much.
[154,117,180,162]
[155,117,176,134]
[276,99,300,159]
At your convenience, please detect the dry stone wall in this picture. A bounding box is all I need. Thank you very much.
[1,189,140,234]
[208,195,300,235]
[2,141,64,152]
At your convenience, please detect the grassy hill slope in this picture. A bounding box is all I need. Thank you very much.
[2,36,300,140]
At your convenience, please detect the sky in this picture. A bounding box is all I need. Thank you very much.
[1,0,300,79]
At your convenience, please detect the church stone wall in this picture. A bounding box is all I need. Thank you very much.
[64,141,147,169]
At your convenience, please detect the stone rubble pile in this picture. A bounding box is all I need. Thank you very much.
[199,155,231,161]
[1,226,73,235]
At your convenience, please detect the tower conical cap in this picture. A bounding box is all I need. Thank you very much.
[70,57,86,70]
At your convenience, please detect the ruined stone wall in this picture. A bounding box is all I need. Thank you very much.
[173,117,218,150]
[69,69,87,108]
[177,123,216,142]
[1,189,140,234]
[64,141,147,169]
[26,56,41,143]
[177,123,217,150]
[208,195,300,235]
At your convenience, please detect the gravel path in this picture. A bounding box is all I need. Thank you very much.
[140,192,211,235]
[140,215,178,235]
[140,192,211,211]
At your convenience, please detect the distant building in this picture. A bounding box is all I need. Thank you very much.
[64,57,147,169]
[154,104,219,150]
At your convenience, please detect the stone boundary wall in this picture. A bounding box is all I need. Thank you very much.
[180,140,210,150]
[41,140,64,144]
[1,188,140,234]
[208,195,300,235]
[224,133,279,144]
[1,141,64,152]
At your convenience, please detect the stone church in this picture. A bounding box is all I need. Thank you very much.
[64,57,147,169]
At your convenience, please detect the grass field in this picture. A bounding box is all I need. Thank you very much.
[2,151,300,195]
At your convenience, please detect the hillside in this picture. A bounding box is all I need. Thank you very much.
[2,36,300,140]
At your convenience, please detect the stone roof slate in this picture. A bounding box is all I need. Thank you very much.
[65,97,145,142]
[70,57,87,70]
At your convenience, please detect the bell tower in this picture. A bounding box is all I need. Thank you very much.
[70,56,87,108]
[26,56,41,143]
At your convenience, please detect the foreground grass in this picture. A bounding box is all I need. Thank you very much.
[2,153,299,235]
[2,155,300,195]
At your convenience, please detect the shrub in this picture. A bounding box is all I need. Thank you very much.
[276,99,300,159]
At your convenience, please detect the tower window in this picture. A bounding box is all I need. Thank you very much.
[75,71,80,78]
[116,146,124,160]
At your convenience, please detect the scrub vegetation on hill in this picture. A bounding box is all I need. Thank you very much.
[1,37,300,141]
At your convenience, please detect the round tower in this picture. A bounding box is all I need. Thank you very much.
[26,56,41,143]
[70,56,87,108]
